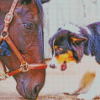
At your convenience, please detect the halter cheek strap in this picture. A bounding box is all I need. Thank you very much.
[0,0,47,80]
[2,0,18,33]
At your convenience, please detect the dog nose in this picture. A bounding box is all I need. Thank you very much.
[49,64,56,68]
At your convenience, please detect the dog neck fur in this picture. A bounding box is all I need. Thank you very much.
[83,26,91,35]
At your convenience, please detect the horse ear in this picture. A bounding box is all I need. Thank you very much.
[20,0,32,4]
[41,0,50,4]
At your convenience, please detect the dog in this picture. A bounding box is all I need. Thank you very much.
[49,22,100,99]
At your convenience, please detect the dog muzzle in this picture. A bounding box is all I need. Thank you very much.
[61,61,67,71]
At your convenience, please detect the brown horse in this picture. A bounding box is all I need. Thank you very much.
[0,0,50,99]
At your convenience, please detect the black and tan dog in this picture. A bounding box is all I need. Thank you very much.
[49,22,100,99]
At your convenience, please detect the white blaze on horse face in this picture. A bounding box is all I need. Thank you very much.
[62,23,81,34]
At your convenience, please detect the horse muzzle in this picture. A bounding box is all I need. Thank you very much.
[16,77,44,100]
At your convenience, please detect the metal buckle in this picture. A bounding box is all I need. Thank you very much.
[4,13,13,23]
[20,62,29,72]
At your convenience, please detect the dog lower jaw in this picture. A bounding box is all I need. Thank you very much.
[60,62,67,71]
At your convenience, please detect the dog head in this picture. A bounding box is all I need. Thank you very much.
[49,24,87,70]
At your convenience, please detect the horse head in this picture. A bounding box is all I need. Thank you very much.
[0,0,50,99]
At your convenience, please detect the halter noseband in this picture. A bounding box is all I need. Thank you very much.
[0,0,47,80]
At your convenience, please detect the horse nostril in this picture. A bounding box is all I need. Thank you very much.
[50,64,56,68]
[33,85,40,94]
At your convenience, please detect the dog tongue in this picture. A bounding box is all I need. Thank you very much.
[61,62,67,71]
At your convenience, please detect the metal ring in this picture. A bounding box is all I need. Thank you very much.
[20,62,29,72]
[4,13,13,23]
[1,31,8,38]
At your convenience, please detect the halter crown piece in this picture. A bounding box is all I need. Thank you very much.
[0,0,47,80]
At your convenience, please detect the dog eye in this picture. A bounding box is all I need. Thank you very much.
[57,47,63,52]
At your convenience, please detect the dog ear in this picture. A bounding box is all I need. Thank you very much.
[70,34,87,62]
[71,35,87,44]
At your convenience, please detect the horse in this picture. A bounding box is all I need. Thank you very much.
[0,0,50,99]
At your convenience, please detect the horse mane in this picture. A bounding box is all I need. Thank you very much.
[35,0,44,28]
[35,0,44,62]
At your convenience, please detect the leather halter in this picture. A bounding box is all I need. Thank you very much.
[0,0,47,80]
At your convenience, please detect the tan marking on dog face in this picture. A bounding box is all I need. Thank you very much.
[54,45,58,49]
[56,47,64,52]
[71,37,84,43]
[56,50,76,64]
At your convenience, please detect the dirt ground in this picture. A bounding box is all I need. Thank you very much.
[0,59,100,100]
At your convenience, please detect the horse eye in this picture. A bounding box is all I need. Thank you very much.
[24,23,32,30]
